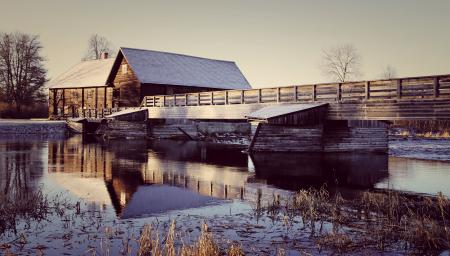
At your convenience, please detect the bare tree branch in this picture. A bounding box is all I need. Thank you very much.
[83,34,115,60]
[320,44,362,82]
[381,65,397,79]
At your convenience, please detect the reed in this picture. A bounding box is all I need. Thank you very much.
[137,221,225,256]
[254,187,450,254]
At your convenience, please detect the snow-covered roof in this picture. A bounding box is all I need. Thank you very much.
[117,47,252,90]
[246,103,328,120]
[48,58,115,89]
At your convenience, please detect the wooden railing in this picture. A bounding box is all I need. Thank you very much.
[141,74,450,108]
[61,108,125,119]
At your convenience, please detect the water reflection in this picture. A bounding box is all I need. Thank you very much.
[0,141,45,198]
[2,135,449,220]
[45,136,392,218]
[250,152,389,190]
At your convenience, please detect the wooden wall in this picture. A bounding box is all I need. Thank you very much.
[250,124,324,152]
[323,121,388,153]
[113,57,141,107]
[249,121,388,153]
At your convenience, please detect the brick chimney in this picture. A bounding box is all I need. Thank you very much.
[101,52,109,59]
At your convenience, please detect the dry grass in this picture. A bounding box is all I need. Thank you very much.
[255,186,450,254]
[136,221,232,256]
[0,190,51,235]
[392,120,450,138]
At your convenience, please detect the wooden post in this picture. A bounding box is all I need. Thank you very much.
[81,88,85,113]
[293,86,298,102]
[104,87,107,108]
[241,90,245,104]
[62,89,65,117]
[258,89,262,103]
[312,85,317,101]
[433,77,440,98]
[211,91,214,105]
[95,87,98,111]
[225,91,229,105]
[337,83,342,101]
[152,96,156,107]
[277,87,281,102]
[185,94,188,106]
[52,89,58,115]
[163,95,166,106]
[174,94,177,106]
[365,81,370,100]
[396,79,402,99]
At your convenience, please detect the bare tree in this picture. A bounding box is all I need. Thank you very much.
[0,32,47,112]
[84,34,115,60]
[381,65,397,79]
[321,44,362,82]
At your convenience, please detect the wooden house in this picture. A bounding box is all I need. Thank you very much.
[48,48,251,118]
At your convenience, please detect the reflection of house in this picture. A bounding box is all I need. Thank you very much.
[48,48,251,118]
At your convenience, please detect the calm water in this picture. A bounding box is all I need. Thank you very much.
[1,135,450,216]
[1,135,450,254]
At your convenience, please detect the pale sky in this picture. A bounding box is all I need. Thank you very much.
[1,0,450,88]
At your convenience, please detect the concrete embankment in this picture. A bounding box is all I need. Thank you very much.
[0,120,67,139]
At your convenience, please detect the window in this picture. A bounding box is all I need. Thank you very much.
[121,64,128,74]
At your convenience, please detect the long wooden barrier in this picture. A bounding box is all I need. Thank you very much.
[141,74,450,108]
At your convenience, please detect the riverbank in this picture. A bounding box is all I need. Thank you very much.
[0,119,67,139]
[1,187,448,255]
[1,134,450,255]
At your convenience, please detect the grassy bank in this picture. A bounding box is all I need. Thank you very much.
[0,102,48,119]
[1,187,449,255]
[392,120,450,138]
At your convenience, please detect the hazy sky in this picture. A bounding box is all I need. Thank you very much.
[1,0,450,88]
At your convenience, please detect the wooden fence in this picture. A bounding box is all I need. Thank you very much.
[141,74,450,108]
[60,108,124,119]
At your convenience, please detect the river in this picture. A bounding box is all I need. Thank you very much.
[0,134,449,255]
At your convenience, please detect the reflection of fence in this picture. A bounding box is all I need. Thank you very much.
[141,167,292,204]
[142,74,450,107]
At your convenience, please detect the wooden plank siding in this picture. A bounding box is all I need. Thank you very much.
[249,124,324,152]
[113,57,141,107]
[249,121,388,153]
